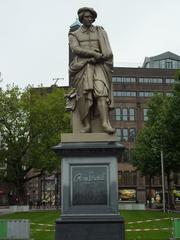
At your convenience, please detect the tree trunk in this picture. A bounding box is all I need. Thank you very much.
[167,172,175,210]
[147,176,153,208]
[15,180,28,205]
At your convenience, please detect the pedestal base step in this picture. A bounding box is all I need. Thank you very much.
[55,215,125,240]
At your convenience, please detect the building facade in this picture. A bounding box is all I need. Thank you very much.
[111,51,180,206]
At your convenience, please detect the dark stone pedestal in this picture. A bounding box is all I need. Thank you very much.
[56,215,125,240]
[53,134,125,240]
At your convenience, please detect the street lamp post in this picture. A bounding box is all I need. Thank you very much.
[0,132,2,150]
[52,78,64,86]
[161,149,166,212]
[0,72,3,84]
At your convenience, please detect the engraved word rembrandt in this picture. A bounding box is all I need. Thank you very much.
[72,166,108,205]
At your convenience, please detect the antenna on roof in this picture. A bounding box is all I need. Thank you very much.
[0,72,3,83]
[52,78,64,86]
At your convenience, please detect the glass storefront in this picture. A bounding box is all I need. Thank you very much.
[173,190,180,203]
[119,189,136,201]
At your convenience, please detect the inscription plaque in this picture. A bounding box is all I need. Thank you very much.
[71,165,109,205]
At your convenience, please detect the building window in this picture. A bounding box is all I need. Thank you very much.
[129,128,136,142]
[122,108,128,121]
[138,174,144,186]
[112,77,116,82]
[113,108,136,121]
[139,92,154,97]
[139,78,162,84]
[112,77,136,83]
[165,78,175,84]
[113,91,137,97]
[129,108,135,121]
[116,128,121,141]
[153,59,180,69]
[116,128,137,142]
[122,128,128,141]
[138,92,163,97]
[175,60,180,69]
[165,61,173,69]
[115,108,121,120]
[159,59,166,68]
[152,176,162,186]
[154,60,160,68]
[123,171,130,185]
[132,171,137,185]
[118,172,137,186]
[118,172,137,199]
[166,92,173,96]
[143,109,148,121]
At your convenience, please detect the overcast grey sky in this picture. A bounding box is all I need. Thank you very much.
[0,0,180,89]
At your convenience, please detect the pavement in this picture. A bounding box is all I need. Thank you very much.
[0,205,179,216]
[0,207,12,215]
[0,206,59,215]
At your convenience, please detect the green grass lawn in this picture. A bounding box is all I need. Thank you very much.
[0,210,179,240]
[121,210,179,240]
[0,210,58,240]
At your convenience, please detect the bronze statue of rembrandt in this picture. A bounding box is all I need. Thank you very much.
[68,7,115,134]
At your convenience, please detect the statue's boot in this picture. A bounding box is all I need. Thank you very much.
[102,122,115,134]
[97,97,115,134]
[80,125,91,133]
[80,116,91,133]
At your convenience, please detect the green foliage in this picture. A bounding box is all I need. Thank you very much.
[167,70,180,171]
[0,85,70,200]
[133,71,180,209]
[133,72,180,176]
[132,94,166,179]
[132,126,160,178]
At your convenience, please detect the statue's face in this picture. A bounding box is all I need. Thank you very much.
[82,11,94,27]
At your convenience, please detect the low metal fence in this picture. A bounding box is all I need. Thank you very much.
[0,219,30,239]
[172,218,180,240]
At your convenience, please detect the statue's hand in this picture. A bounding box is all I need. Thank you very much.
[87,57,96,64]
[94,52,103,60]
[101,55,107,60]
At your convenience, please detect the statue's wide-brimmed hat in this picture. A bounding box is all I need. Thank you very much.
[77,7,97,19]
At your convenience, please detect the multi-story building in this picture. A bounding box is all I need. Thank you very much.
[111,51,180,205]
